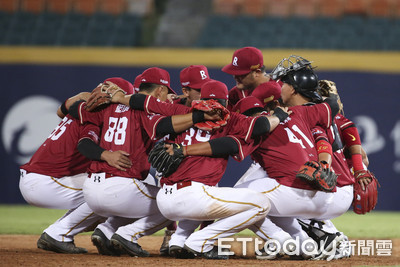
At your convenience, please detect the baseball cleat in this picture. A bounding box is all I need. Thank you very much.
[159,229,175,256]
[184,245,229,260]
[169,245,195,259]
[255,247,284,260]
[91,228,121,256]
[37,232,87,254]
[333,233,352,260]
[110,233,149,257]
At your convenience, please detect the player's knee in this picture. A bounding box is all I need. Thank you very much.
[256,194,271,216]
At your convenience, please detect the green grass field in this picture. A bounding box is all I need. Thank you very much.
[1,205,399,238]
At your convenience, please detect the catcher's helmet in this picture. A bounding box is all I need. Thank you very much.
[270,55,321,102]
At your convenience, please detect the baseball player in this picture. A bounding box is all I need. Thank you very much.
[174,65,211,107]
[229,56,343,259]
[150,80,291,259]
[19,77,134,254]
[67,67,224,257]
[234,82,283,187]
[158,64,214,256]
[296,80,378,260]
[222,46,281,111]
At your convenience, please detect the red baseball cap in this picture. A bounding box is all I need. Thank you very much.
[133,74,142,93]
[141,67,176,94]
[200,80,228,100]
[222,47,264,76]
[104,77,134,95]
[233,96,264,114]
[251,81,282,107]
[180,65,211,89]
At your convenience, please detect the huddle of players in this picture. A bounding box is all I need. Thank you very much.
[19,46,373,260]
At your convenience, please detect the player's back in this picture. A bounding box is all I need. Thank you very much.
[87,103,163,179]
[251,103,332,190]
[21,115,99,177]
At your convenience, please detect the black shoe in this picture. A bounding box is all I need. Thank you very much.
[37,232,87,254]
[159,230,174,256]
[184,245,229,260]
[169,245,195,259]
[256,247,284,260]
[91,228,121,256]
[110,233,149,257]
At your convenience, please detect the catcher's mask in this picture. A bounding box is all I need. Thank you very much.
[270,55,321,102]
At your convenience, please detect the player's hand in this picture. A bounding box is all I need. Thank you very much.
[356,174,372,191]
[101,150,132,171]
[166,94,179,103]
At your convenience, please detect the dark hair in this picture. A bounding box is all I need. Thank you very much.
[139,83,161,93]
[242,107,265,116]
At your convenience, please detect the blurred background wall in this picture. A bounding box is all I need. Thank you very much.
[0,0,399,210]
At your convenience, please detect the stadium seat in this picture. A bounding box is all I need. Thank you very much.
[292,0,318,18]
[73,0,99,15]
[99,0,127,15]
[47,0,73,14]
[0,0,19,13]
[58,12,90,45]
[31,12,65,45]
[213,0,243,16]
[20,0,46,14]
[242,0,267,17]
[3,12,38,45]
[316,0,344,17]
[126,0,154,16]
[368,0,394,17]
[264,0,293,17]
[343,0,369,15]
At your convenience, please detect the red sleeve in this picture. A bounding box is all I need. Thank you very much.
[144,96,190,116]
[78,123,101,144]
[299,102,332,130]
[227,113,259,143]
[139,113,166,140]
[77,102,104,126]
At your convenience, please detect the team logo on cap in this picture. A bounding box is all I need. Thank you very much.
[160,79,169,84]
[182,81,190,86]
[233,56,238,66]
[209,93,216,97]
[200,70,208,80]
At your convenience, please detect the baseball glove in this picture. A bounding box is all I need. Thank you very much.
[190,99,230,131]
[296,161,338,192]
[148,141,185,177]
[85,81,126,112]
[352,170,379,214]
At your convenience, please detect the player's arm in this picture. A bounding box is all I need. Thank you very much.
[311,127,333,167]
[113,92,190,116]
[323,94,340,121]
[155,111,222,137]
[57,92,91,118]
[77,138,132,171]
[166,137,239,157]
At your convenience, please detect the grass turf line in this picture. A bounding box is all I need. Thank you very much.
[0,205,399,238]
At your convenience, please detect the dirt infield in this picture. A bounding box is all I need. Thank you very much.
[1,235,399,266]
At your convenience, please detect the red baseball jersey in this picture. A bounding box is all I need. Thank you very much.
[312,125,355,187]
[227,86,252,111]
[21,115,100,178]
[251,103,333,190]
[160,112,259,186]
[76,102,168,179]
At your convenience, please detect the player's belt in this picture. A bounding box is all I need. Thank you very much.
[176,181,192,190]
[88,172,114,179]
